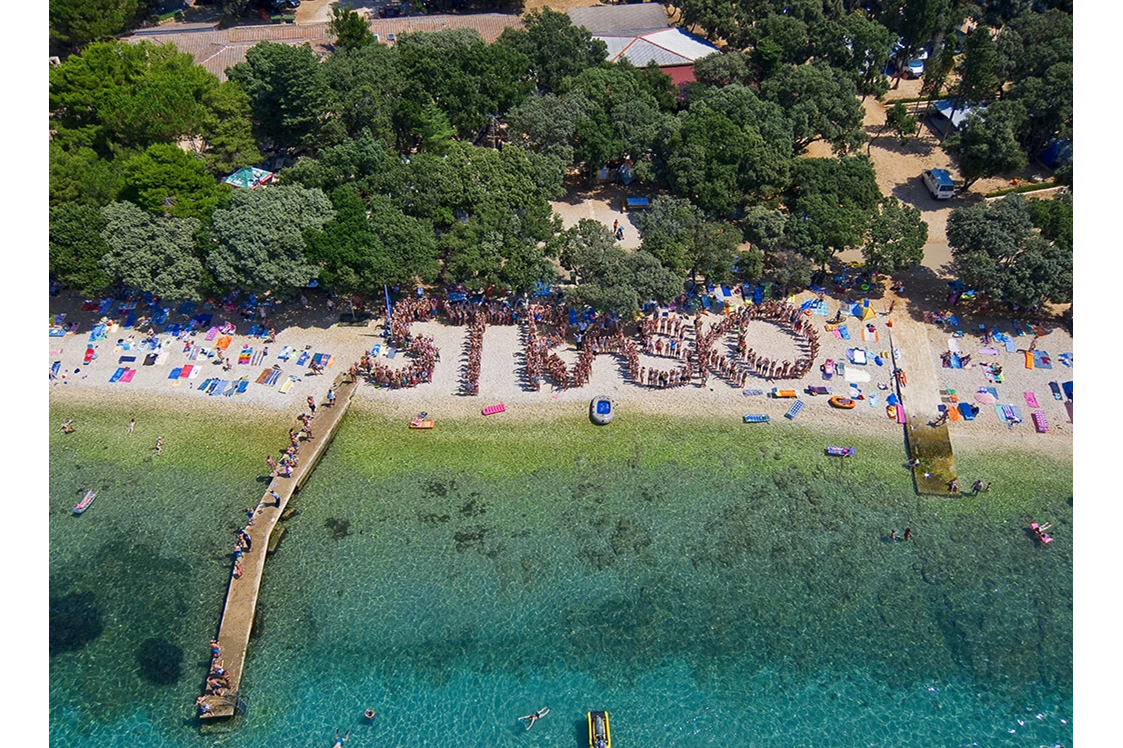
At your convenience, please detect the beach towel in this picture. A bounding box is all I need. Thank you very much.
[742,389,765,396]
[862,326,879,342]
[812,299,829,316]
[279,376,296,394]
[124,311,136,329]
[838,325,850,340]
[1062,381,1073,401]
[191,314,213,327]
[277,346,292,361]
[1013,320,1026,336]
[296,351,310,367]
[312,353,334,368]
[251,351,265,366]
[1058,352,1072,367]
[143,353,157,366]
[119,355,136,364]
[98,298,114,315]
[168,367,182,379]
[1032,410,1048,433]
[265,368,283,386]
[946,403,960,421]
[370,343,382,357]
[386,348,397,359]
[1064,401,1073,423]
[832,327,843,340]
[204,326,219,342]
[1033,351,1053,370]
[177,300,196,316]
[198,378,213,391]
[120,368,136,383]
[958,402,977,420]
[209,379,228,396]
[1024,392,1040,409]
[869,392,878,408]
[179,365,193,379]
[255,369,273,385]
[947,315,959,328]
[156,351,170,366]
[978,347,999,356]
[235,380,249,394]
[896,404,906,424]
[784,400,804,419]
[51,361,61,379]
[238,349,252,365]
[109,367,126,383]
[948,339,961,354]
[189,365,201,379]
[843,369,871,383]
[215,336,232,351]
[49,327,67,337]
[1024,351,1034,369]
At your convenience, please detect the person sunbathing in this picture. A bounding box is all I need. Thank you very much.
[60,419,75,433]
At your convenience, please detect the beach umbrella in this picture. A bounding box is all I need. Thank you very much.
[974,391,998,405]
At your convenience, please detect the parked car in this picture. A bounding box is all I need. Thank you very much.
[907,58,925,78]
[921,169,956,199]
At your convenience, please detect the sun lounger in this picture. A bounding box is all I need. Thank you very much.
[109,367,126,383]
[784,400,805,419]
[742,414,770,423]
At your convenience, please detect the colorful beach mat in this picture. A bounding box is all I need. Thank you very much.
[120,368,136,383]
[1033,351,1053,369]
[1024,391,1040,409]
[109,367,126,383]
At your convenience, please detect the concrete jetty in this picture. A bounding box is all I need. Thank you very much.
[886,308,959,496]
[199,371,358,718]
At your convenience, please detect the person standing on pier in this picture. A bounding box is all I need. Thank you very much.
[327,387,336,407]
[307,395,316,415]
[238,528,252,553]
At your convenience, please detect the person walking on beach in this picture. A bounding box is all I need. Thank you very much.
[327,388,336,407]
[127,418,136,435]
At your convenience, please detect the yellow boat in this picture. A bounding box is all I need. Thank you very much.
[588,710,611,748]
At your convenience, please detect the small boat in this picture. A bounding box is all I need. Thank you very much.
[742,414,770,423]
[825,446,855,457]
[72,490,97,515]
[410,412,434,429]
[588,711,611,748]
[829,396,856,409]
[590,395,614,425]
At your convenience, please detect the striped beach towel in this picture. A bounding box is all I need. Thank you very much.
[251,351,265,366]
[204,326,219,341]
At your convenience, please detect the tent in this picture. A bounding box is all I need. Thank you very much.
[861,299,876,321]
[223,167,275,190]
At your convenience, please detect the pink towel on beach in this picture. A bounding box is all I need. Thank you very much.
[832,328,843,340]
[978,347,1000,356]
[205,326,219,341]
[120,368,136,383]
[1024,392,1040,408]
[179,364,193,379]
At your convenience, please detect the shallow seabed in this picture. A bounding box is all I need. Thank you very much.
[49,404,1073,747]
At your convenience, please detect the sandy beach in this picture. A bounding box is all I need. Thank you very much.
[48,285,1073,465]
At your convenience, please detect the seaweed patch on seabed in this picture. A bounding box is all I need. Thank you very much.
[135,637,184,685]
[324,517,352,540]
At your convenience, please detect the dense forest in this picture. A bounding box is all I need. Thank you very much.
[48,1,1073,315]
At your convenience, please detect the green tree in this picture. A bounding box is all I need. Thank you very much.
[761,62,866,153]
[955,27,1000,112]
[942,101,1028,191]
[228,42,339,150]
[119,144,230,220]
[49,142,124,208]
[830,11,893,99]
[560,219,681,317]
[281,130,394,195]
[50,204,113,293]
[50,0,139,48]
[946,194,1071,307]
[868,102,918,155]
[329,4,375,52]
[199,81,263,174]
[323,41,402,142]
[632,196,740,283]
[750,14,812,67]
[862,197,928,274]
[50,41,221,152]
[767,250,815,295]
[786,157,882,267]
[1007,62,1072,155]
[304,185,438,299]
[1027,191,1072,250]
[99,201,204,299]
[692,52,755,88]
[741,205,789,251]
[497,9,607,93]
[207,185,335,293]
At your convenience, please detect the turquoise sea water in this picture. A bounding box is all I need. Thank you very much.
[49,404,1073,747]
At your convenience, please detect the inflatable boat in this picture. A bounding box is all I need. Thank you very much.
[590,396,614,425]
[825,446,856,457]
[829,396,856,409]
[588,711,611,748]
[742,414,770,423]
[72,490,97,515]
